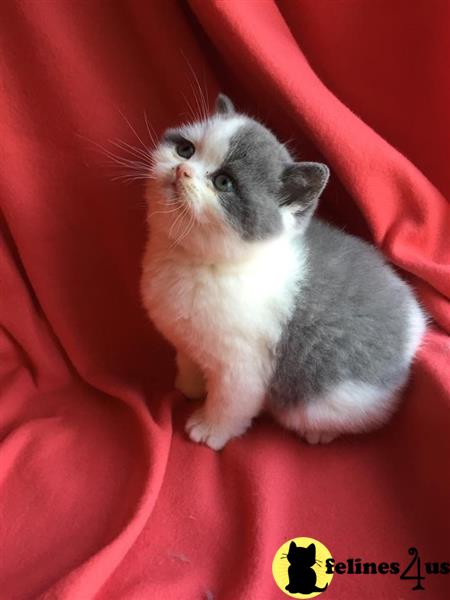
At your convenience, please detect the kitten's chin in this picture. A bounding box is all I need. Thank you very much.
[155,181,195,213]
[173,226,261,265]
[146,179,255,264]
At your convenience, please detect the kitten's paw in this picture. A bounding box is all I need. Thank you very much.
[185,409,245,450]
[304,431,338,445]
[175,371,206,400]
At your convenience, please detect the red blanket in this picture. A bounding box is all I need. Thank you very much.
[1,2,449,598]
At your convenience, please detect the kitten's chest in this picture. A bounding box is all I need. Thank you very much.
[142,251,299,355]
[141,235,304,372]
[145,259,264,332]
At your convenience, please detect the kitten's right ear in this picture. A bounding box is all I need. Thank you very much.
[289,541,297,551]
[215,93,235,115]
[281,162,329,220]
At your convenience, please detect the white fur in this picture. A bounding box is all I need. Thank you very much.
[404,297,427,364]
[142,214,305,449]
[150,115,247,228]
[175,352,206,400]
[178,115,247,170]
[148,115,256,261]
[272,380,400,444]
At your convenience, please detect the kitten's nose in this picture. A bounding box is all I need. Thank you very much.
[176,164,192,179]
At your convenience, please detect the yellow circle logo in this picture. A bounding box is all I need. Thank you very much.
[272,537,334,597]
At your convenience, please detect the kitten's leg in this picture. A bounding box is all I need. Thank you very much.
[185,365,265,450]
[273,407,339,444]
[274,379,404,444]
[174,351,206,400]
[304,380,402,444]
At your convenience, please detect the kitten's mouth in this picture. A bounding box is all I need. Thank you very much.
[168,178,193,204]
[169,180,186,200]
[171,179,183,192]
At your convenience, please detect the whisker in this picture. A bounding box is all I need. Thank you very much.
[169,204,189,239]
[107,163,150,176]
[181,51,209,122]
[112,174,151,183]
[107,162,152,178]
[156,202,183,210]
[78,132,155,188]
[174,203,195,246]
[144,110,159,148]
[202,65,210,115]
[189,61,208,121]
[148,206,183,218]
[189,81,202,123]
[102,154,150,172]
[109,138,153,165]
[170,213,189,244]
[117,107,150,153]
[93,144,150,171]
[182,92,197,123]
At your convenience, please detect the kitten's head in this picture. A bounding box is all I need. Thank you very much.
[287,541,316,567]
[148,94,329,261]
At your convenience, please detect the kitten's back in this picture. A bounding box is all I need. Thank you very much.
[269,218,425,405]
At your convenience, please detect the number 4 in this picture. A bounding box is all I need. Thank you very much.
[400,547,426,591]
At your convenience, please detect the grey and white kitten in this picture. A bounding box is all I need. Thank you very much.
[141,94,426,450]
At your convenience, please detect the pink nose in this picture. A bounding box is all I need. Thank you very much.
[176,164,192,179]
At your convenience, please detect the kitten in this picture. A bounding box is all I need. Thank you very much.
[141,94,426,450]
[285,542,328,594]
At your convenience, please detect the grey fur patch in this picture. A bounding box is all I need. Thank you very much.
[269,219,416,405]
[215,120,291,240]
[214,119,330,241]
[162,129,188,145]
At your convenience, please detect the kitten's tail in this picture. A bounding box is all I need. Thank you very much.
[314,583,328,592]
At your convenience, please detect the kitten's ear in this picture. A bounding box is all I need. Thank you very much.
[289,541,297,551]
[281,162,329,219]
[307,543,316,557]
[215,93,235,115]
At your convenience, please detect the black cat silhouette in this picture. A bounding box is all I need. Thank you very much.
[285,541,328,595]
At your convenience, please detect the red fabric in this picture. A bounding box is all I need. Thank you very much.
[1,1,449,598]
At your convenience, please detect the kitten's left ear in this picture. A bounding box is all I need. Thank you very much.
[281,162,329,219]
[215,93,235,115]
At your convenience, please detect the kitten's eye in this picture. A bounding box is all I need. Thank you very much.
[213,172,233,192]
[176,141,195,159]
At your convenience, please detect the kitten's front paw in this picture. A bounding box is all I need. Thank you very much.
[303,431,338,445]
[185,408,246,450]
